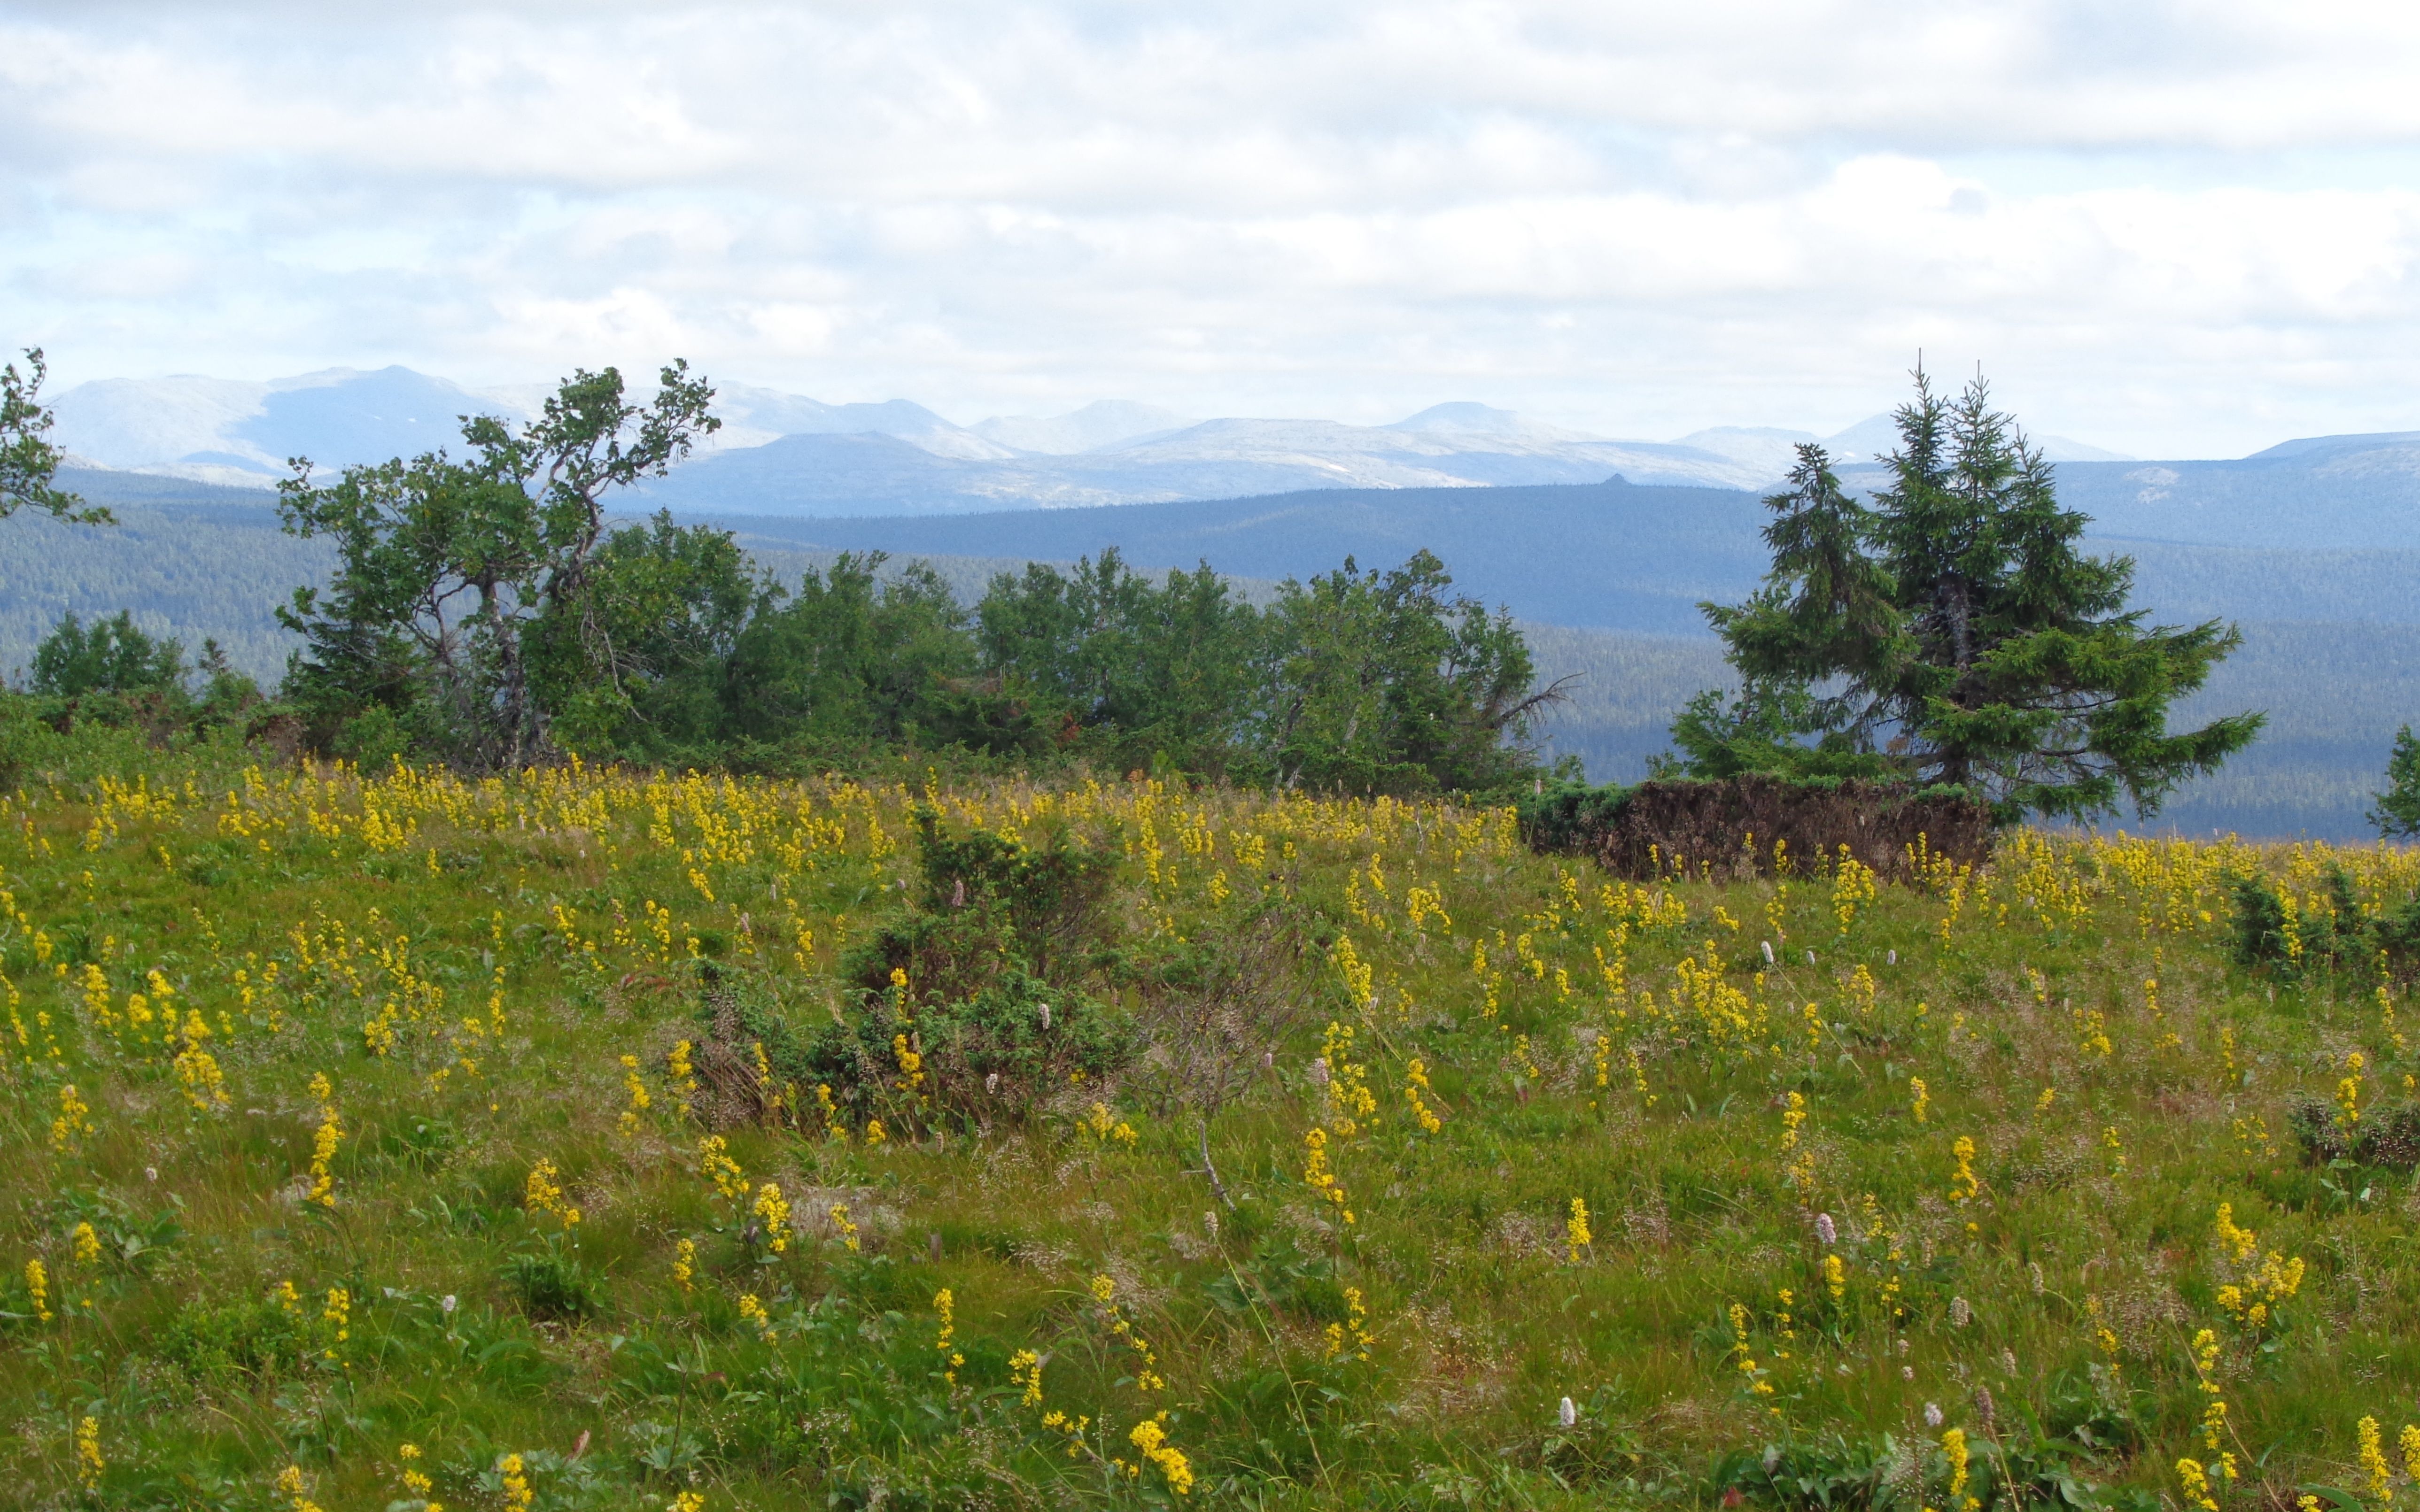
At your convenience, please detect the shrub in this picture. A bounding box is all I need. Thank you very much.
[503,1238,599,1321]
[2286,1095,2420,1168]
[2229,864,2397,976]
[753,809,1140,1124]
[160,1294,310,1379]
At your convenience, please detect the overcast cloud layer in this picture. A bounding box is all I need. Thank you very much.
[9,1,2420,456]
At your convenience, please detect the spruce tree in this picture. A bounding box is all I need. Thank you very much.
[1676,370,2262,821]
[2372,725,2420,838]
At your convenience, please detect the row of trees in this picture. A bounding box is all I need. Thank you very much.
[264,365,1556,793]
[0,345,2325,821]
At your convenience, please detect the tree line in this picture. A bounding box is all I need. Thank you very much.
[2,346,2347,824]
[3,356,1560,797]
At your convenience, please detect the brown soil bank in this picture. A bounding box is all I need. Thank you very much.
[1519,773,1997,881]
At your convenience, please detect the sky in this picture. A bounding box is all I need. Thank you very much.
[8,1,2420,457]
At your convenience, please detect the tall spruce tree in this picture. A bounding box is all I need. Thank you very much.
[2371,725,2420,838]
[1675,370,2262,821]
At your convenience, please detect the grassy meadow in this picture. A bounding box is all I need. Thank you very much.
[4,728,2420,1510]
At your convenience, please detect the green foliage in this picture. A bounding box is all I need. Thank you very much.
[2371,724,2420,838]
[0,348,107,525]
[2225,872,2294,969]
[503,1236,601,1321]
[531,509,763,760]
[725,551,991,756]
[1265,549,1554,796]
[276,362,721,768]
[978,548,1269,776]
[30,609,186,697]
[160,1293,312,1380]
[2225,865,2372,975]
[264,360,1555,794]
[1664,683,1900,783]
[0,615,268,787]
[1687,371,2263,821]
[810,810,1137,1117]
[1516,778,1636,854]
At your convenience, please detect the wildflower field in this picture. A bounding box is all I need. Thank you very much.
[5,733,2420,1512]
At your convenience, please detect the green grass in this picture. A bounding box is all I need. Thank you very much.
[0,730,2416,1510]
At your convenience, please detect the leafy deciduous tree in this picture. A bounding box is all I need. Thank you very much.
[1266,550,1560,795]
[276,363,719,767]
[725,552,985,755]
[1,349,107,525]
[977,549,1270,777]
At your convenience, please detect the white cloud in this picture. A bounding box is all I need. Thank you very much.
[7,1,2420,455]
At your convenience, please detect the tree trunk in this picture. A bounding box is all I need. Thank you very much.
[481,582,536,769]
[1197,1112,1235,1211]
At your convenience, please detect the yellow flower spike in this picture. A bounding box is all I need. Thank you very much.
[1128,1412,1194,1496]
[752,1182,792,1254]
[497,1452,533,1512]
[618,1053,651,1137]
[304,1080,343,1208]
[74,1415,103,1490]
[697,1135,747,1202]
[1302,1126,1353,1226]
[525,1158,578,1226]
[737,1291,776,1341]
[1009,1347,1045,1407]
[1943,1427,1972,1511]
[1949,1135,1978,1204]
[276,1462,329,1512]
[2359,1416,2391,1504]
[48,1083,92,1152]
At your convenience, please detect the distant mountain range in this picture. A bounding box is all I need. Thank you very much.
[49,364,2137,514]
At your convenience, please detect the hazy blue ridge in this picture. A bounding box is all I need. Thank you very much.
[680,478,1778,635]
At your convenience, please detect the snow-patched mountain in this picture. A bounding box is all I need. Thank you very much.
[1819,413,2134,466]
[52,365,2147,517]
[628,406,1787,516]
[706,387,1022,462]
[971,401,1194,455]
[51,366,521,485]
